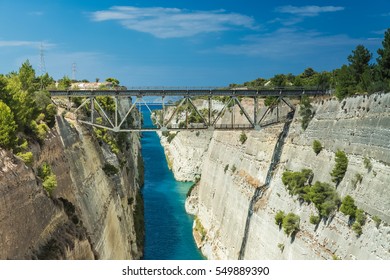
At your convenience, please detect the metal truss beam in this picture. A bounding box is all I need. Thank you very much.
[52,89,319,132]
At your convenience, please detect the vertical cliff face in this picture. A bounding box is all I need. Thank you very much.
[159,131,212,182]
[55,113,144,259]
[0,106,144,259]
[165,93,390,260]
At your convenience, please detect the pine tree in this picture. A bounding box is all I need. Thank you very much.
[377,28,390,80]
[0,101,17,148]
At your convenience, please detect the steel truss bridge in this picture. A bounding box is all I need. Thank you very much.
[50,88,327,132]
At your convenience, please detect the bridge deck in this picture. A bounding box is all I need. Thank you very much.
[50,88,328,97]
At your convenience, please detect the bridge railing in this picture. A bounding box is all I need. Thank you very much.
[49,87,329,97]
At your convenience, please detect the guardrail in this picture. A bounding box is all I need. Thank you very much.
[50,88,329,97]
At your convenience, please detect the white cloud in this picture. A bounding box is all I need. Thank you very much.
[0,40,54,49]
[28,11,44,16]
[90,6,257,38]
[276,5,344,17]
[216,28,365,58]
[372,29,387,35]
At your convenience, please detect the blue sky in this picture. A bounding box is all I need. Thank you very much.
[0,0,389,86]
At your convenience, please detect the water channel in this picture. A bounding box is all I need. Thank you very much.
[140,105,203,260]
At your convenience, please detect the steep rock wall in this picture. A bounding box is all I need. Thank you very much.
[56,113,144,259]
[159,131,212,181]
[180,93,390,260]
[0,106,144,259]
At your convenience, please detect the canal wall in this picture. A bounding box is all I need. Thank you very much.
[162,93,390,260]
[0,101,144,259]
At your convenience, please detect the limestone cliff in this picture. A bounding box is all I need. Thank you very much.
[159,131,212,181]
[165,93,390,260]
[0,105,144,259]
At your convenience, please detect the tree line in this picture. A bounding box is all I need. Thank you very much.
[231,28,390,100]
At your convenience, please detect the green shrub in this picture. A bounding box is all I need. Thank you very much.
[37,123,49,140]
[355,209,366,225]
[274,210,285,227]
[277,243,285,252]
[93,125,120,154]
[102,163,119,176]
[282,169,313,199]
[352,222,362,236]
[45,103,57,127]
[17,152,33,165]
[340,195,357,218]
[312,140,323,155]
[299,96,314,130]
[363,157,372,171]
[179,121,186,128]
[194,217,207,241]
[224,164,229,174]
[30,120,49,141]
[0,101,17,148]
[36,113,45,122]
[17,138,28,151]
[282,213,300,236]
[372,216,381,228]
[330,150,348,185]
[167,133,177,143]
[231,165,237,173]
[43,174,57,195]
[332,254,341,260]
[352,173,363,188]
[239,132,247,144]
[306,181,340,218]
[264,96,279,107]
[310,215,320,225]
[38,162,57,195]
[38,162,52,180]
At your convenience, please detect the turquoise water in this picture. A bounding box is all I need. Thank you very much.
[140,106,203,260]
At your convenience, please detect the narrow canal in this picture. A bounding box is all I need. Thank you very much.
[140,105,203,260]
